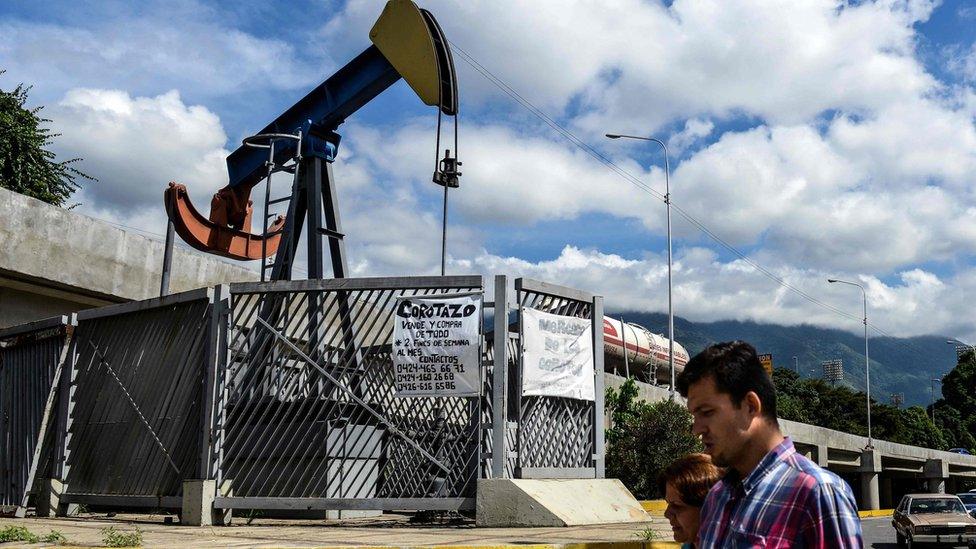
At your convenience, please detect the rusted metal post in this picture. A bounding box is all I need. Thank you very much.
[160,219,175,296]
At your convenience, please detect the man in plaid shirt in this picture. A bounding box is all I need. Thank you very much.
[677,341,862,548]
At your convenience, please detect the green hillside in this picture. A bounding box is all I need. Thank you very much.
[611,311,960,408]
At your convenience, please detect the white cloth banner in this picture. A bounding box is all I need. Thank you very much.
[392,294,481,397]
[521,307,595,401]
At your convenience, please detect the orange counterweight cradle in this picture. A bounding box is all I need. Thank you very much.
[164,182,284,261]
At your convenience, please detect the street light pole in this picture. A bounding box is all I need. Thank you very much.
[827,278,873,449]
[930,378,942,421]
[606,133,675,398]
[793,355,798,374]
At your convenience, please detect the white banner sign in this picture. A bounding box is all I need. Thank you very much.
[392,295,481,397]
[521,307,595,401]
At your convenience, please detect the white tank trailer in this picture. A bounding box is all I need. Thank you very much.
[602,316,690,383]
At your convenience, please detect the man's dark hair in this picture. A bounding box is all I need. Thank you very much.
[676,340,778,423]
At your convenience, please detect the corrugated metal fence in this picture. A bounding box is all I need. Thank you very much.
[0,316,70,510]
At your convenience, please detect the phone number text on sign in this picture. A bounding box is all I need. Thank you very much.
[392,295,481,397]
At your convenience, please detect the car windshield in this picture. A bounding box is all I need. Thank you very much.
[910,498,967,514]
[959,494,976,505]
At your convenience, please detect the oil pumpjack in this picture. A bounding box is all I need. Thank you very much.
[162,2,463,500]
[164,0,460,281]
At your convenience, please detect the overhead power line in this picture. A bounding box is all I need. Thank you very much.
[449,40,939,361]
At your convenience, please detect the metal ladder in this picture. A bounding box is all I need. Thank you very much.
[242,132,303,282]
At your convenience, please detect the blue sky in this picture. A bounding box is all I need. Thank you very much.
[2,0,976,341]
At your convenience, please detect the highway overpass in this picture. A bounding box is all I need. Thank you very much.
[0,187,258,329]
[605,373,976,510]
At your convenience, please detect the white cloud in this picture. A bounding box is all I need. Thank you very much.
[325,0,939,134]
[668,118,715,153]
[0,16,319,103]
[467,245,976,341]
[48,88,229,216]
[338,117,976,274]
[341,121,663,229]
[828,97,976,190]
[670,117,976,270]
[947,42,976,83]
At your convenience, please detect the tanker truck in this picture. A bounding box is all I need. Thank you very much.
[603,316,689,384]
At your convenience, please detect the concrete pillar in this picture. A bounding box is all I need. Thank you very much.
[923,459,949,495]
[859,449,881,511]
[36,478,77,518]
[881,476,893,509]
[182,479,217,526]
[860,472,880,510]
[816,444,829,468]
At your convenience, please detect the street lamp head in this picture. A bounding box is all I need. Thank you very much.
[605,133,622,139]
[827,278,838,283]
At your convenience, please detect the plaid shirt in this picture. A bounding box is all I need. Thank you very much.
[696,437,862,548]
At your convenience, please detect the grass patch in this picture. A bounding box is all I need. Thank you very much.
[42,529,68,544]
[0,525,40,543]
[635,525,660,541]
[101,526,143,547]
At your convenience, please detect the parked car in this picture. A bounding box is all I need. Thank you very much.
[892,493,976,547]
[949,448,973,455]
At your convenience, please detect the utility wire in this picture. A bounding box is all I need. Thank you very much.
[449,40,940,359]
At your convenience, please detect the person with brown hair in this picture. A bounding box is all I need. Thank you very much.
[678,340,862,547]
[660,453,723,548]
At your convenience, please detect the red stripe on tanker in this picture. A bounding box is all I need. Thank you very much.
[602,316,689,381]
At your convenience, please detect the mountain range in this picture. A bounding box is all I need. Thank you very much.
[610,311,961,408]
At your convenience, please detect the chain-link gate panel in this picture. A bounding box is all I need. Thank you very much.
[63,292,212,502]
[216,277,484,510]
[0,318,68,507]
[514,279,601,476]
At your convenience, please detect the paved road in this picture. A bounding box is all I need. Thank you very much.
[862,516,975,548]
[862,517,899,548]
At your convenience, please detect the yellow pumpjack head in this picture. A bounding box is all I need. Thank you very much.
[370,0,458,115]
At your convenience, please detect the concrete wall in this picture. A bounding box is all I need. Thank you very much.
[0,187,258,328]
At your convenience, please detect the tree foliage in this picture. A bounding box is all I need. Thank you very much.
[0,72,93,206]
[929,350,976,453]
[605,379,702,499]
[772,366,957,451]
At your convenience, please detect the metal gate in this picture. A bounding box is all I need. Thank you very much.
[0,316,71,509]
[3,274,606,515]
[485,276,604,480]
[212,276,485,511]
[59,290,215,508]
[513,278,604,478]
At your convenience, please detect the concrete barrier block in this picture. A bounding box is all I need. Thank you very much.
[36,478,78,518]
[182,479,216,526]
[476,478,649,527]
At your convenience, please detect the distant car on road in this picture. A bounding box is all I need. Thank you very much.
[892,493,976,548]
[961,493,976,518]
[949,448,973,455]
